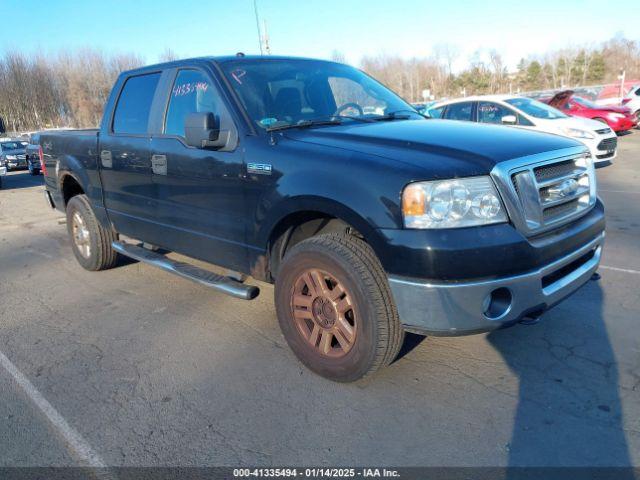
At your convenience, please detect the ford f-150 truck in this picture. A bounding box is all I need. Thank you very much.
[40,55,605,382]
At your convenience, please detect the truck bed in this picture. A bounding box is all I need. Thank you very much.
[40,129,101,212]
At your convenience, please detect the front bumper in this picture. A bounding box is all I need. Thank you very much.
[5,159,27,169]
[389,231,604,336]
[585,135,617,163]
[609,117,637,132]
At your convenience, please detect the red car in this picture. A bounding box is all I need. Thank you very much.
[544,90,638,133]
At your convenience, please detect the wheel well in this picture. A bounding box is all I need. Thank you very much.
[61,175,84,206]
[268,212,362,280]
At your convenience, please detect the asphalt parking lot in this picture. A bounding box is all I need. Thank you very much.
[0,134,639,469]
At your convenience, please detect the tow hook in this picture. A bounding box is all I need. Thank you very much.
[591,272,601,281]
[519,312,543,325]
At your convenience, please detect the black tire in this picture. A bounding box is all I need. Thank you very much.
[28,163,39,175]
[66,194,119,271]
[275,233,403,382]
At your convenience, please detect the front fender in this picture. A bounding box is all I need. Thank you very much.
[253,166,402,266]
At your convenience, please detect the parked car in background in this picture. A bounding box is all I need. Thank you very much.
[430,95,618,166]
[621,84,640,124]
[25,132,42,175]
[543,90,637,133]
[0,140,28,170]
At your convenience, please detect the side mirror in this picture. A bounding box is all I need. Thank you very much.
[184,112,229,149]
[501,114,517,125]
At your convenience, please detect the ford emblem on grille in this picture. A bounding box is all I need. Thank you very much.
[548,178,579,199]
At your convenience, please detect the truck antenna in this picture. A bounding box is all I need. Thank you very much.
[253,0,264,56]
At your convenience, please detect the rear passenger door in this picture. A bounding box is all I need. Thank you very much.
[148,67,247,272]
[442,102,475,122]
[99,72,162,238]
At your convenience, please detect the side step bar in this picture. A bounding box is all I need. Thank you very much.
[111,241,259,300]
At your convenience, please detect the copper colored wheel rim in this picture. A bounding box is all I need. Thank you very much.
[290,268,357,358]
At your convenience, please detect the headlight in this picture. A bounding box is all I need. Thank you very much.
[562,127,594,140]
[5,154,16,160]
[402,176,508,229]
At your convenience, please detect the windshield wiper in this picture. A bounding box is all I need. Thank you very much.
[266,114,374,132]
[267,119,342,132]
[372,110,426,121]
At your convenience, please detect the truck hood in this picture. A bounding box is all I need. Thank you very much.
[283,119,582,176]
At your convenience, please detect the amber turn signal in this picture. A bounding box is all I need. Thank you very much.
[402,183,426,217]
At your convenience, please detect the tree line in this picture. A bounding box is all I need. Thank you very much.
[1,35,638,133]
[354,34,640,102]
[0,50,143,133]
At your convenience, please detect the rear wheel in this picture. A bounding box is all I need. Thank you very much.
[66,194,119,271]
[275,233,403,382]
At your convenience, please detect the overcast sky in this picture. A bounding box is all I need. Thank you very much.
[2,0,638,70]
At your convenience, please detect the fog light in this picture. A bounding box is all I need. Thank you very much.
[483,288,512,320]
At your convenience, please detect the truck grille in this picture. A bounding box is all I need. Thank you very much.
[597,137,617,151]
[17,154,26,160]
[493,151,597,237]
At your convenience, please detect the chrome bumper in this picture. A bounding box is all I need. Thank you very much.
[388,232,604,336]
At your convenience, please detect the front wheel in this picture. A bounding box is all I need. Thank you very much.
[275,233,403,382]
[66,194,119,271]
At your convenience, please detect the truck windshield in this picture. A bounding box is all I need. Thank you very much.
[0,142,21,150]
[219,59,420,130]
[505,97,567,120]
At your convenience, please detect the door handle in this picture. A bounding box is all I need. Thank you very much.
[151,154,167,176]
[100,150,112,168]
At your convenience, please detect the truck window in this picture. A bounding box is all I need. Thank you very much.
[328,77,386,115]
[112,72,161,134]
[165,69,222,138]
[443,102,473,121]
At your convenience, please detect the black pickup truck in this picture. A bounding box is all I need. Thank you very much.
[40,55,605,382]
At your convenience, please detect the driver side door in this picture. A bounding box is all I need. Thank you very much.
[148,67,248,272]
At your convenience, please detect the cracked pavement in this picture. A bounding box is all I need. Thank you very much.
[0,133,639,467]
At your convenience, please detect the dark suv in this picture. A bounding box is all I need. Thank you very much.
[0,140,27,170]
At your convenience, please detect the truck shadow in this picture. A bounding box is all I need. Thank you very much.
[486,282,635,474]
[1,171,44,190]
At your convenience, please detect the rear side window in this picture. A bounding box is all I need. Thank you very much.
[112,73,161,134]
[443,102,473,121]
[164,69,223,138]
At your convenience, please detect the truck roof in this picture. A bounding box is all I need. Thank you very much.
[121,55,337,77]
